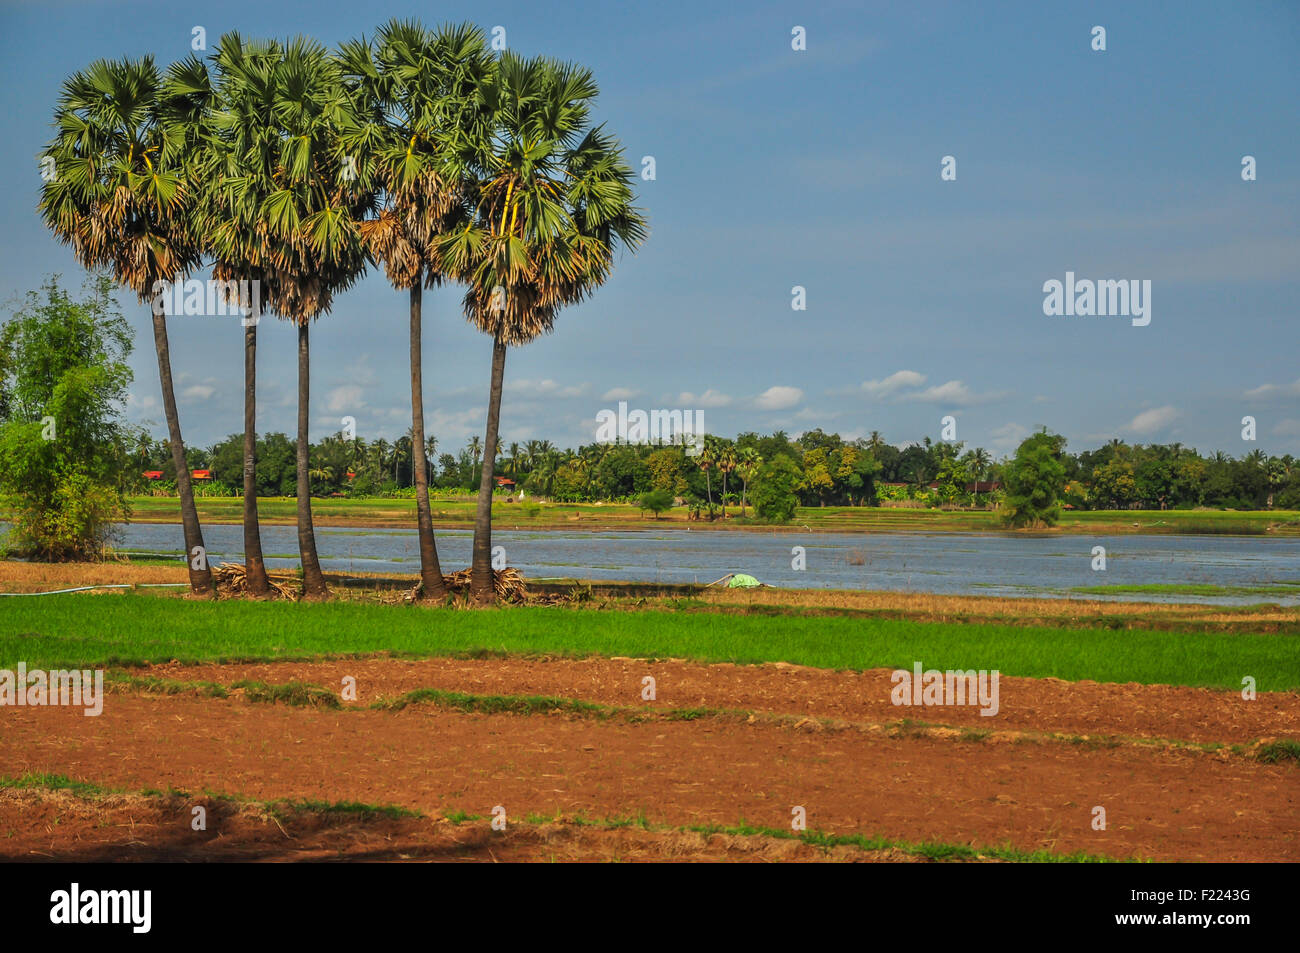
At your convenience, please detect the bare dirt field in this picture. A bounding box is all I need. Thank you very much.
[2,656,1296,863]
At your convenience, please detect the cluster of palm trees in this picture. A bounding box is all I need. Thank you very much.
[37,20,646,603]
[696,440,760,518]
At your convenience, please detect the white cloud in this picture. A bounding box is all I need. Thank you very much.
[754,385,803,410]
[860,370,926,397]
[911,380,973,404]
[181,385,216,401]
[126,392,158,412]
[677,389,732,408]
[1245,379,1300,400]
[1124,405,1179,435]
[601,387,641,401]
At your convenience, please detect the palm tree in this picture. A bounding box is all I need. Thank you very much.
[291,40,377,597]
[434,53,647,600]
[697,440,716,518]
[166,35,283,596]
[717,444,737,520]
[736,447,760,516]
[466,434,483,487]
[341,21,490,599]
[38,56,214,595]
[393,436,412,486]
[368,438,392,479]
[1266,457,1289,508]
[966,446,991,505]
[309,463,335,490]
[225,36,372,598]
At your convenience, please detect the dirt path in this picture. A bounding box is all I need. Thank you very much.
[2,694,1296,862]
[155,657,1300,745]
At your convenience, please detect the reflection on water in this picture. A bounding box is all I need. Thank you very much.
[102,523,1300,606]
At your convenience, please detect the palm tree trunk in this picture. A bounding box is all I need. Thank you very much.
[410,284,447,599]
[470,335,507,602]
[296,321,328,599]
[242,316,270,596]
[705,470,713,518]
[151,311,214,597]
[721,472,728,520]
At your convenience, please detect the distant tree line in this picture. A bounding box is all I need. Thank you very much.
[126,424,1300,516]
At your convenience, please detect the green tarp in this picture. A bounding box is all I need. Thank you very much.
[727,574,763,588]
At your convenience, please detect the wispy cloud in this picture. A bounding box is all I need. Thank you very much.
[1245,378,1300,400]
[677,389,732,408]
[505,379,589,399]
[907,380,1009,407]
[860,370,926,397]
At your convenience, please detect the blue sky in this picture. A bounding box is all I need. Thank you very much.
[2,0,1297,458]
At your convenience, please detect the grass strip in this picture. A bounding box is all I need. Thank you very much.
[4,591,1297,690]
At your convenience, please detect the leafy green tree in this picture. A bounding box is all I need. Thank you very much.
[797,448,834,505]
[752,456,802,523]
[645,447,687,496]
[1001,431,1067,527]
[1090,460,1137,508]
[0,277,133,559]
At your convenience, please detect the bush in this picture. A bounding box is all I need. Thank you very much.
[0,277,133,560]
[639,488,673,518]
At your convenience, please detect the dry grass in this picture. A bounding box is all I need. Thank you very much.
[686,587,1300,629]
[0,560,190,592]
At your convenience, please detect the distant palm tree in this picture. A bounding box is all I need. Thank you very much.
[717,444,737,520]
[736,447,760,516]
[468,434,484,485]
[697,441,716,518]
[523,439,542,472]
[1266,457,1289,508]
[309,463,335,490]
[393,436,412,486]
[38,55,214,595]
